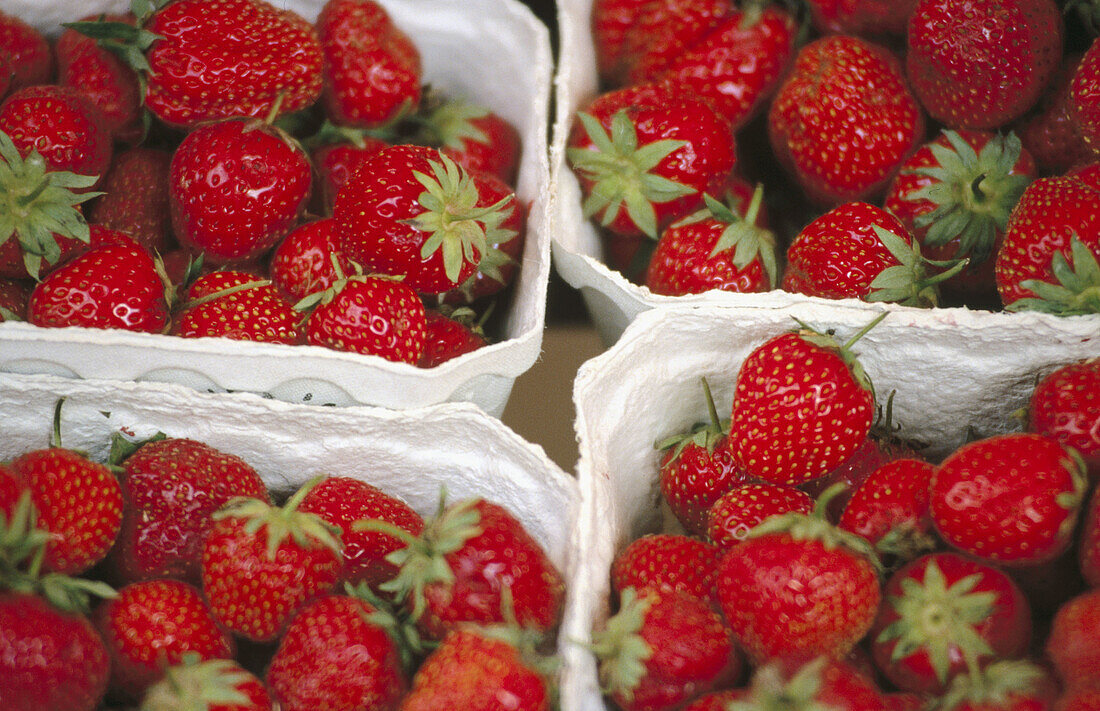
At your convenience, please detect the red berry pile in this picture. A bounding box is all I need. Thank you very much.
[0,0,526,367]
[0,407,565,711]
[571,0,1100,316]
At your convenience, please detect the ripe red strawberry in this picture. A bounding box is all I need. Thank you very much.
[1071,38,1100,156]
[368,497,564,640]
[617,0,729,85]
[317,0,421,129]
[906,0,1064,130]
[110,436,270,584]
[567,83,738,240]
[807,0,921,35]
[729,317,883,486]
[201,485,343,642]
[170,117,312,265]
[56,14,142,143]
[140,656,273,711]
[1056,687,1100,711]
[0,276,28,321]
[0,591,111,711]
[682,690,742,711]
[93,579,235,700]
[88,147,174,255]
[310,134,389,215]
[870,552,1032,695]
[298,272,427,364]
[768,35,924,207]
[1030,359,1100,478]
[936,659,1060,711]
[298,476,424,589]
[645,184,778,296]
[0,10,52,94]
[611,533,722,604]
[417,95,522,185]
[1017,53,1096,176]
[1081,485,1100,586]
[591,0,653,83]
[723,657,890,711]
[269,218,354,302]
[333,144,515,294]
[418,307,490,367]
[996,166,1100,314]
[266,594,408,711]
[595,586,742,711]
[1045,588,1100,689]
[27,229,171,333]
[715,489,882,664]
[401,625,555,711]
[838,458,935,563]
[884,130,1036,301]
[929,433,1087,566]
[172,270,304,344]
[706,483,814,551]
[783,201,964,306]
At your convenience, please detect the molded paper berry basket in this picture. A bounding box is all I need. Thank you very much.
[547,0,1100,347]
[0,0,553,418]
[556,301,1100,711]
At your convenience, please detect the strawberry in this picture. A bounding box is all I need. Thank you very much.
[656,377,747,534]
[27,229,171,333]
[724,657,890,710]
[728,316,883,486]
[929,433,1087,566]
[645,184,778,296]
[88,147,174,256]
[884,130,1036,301]
[266,594,408,711]
[768,35,924,207]
[617,0,730,85]
[109,436,269,584]
[401,625,555,711]
[416,95,522,185]
[269,217,354,302]
[936,660,1060,711]
[706,482,815,551]
[200,483,343,642]
[93,578,235,700]
[298,476,424,589]
[418,307,490,367]
[1029,358,1100,478]
[683,690,743,711]
[783,201,965,306]
[567,83,738,240]
[0,276,28,321]
[715,487,882,664]
[333,144,515,294]
[0,10,52,94]
[317,0,421,129]
[611,533,722,604]
[870,552,1032,695]
[838,458,936,564]
[1081,485,1100,586]
[1056,687,1100,711]
[0,591,111,711]
[310,133,389,215]
[591,0,653,83]
[1071,38,1100,156]
[1045,588,1100,689]
[171,270,304,345]
[595,586,742,711]
[169,117,312,265]
[140,656,273,711]
[1017,53,1096,175]
[366,497,564,640]
[806,0,921,35]
[996,166,1100,314]
[907,0,1063,130]
[298,271,427,364]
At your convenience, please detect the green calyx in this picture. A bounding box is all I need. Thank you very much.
[909,131,1032,262]
[0,129,100,280]
[793,311,888,401]
[936,659,1050,711]
[592,587,654,702]
[654,376,728,461]
[876,558,997,686]
[407,153,511,285]
[704,186,779,288]
[345,580,433,670]
[567,109,694,239]
[415,95,491,150]
[305,118,397,150]
[212,477,343,562]
[727,658,837,711]
[1008,235,1100,315]
[864,225,969,307]
[140,654,253,711]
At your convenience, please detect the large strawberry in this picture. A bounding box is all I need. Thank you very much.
[838,458,935,564]
[616,0,730,85]
[906,0,1063,130]
[0,10,52,94]
[567,83,738,240]
[1071,38,1100,156]
[88,147,173,255]
[706,482,814,551]
[1017,53,1096,175]
[140,656,273,711]
[768,35,924,207]
[722,657,890,710]
[310,133,390,215]
[171,270,304,345]
[1029,358,1100,478]
[611,533,722,604]
[1045,588,1100,690]
[170,117,312,265]
[591,0,654,83]
[416,95,522,186]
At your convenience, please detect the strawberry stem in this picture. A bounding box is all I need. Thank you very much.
[841,311,888,351]
[180,279,273,311]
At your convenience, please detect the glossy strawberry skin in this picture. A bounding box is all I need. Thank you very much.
[144,0,323,128]
[0,592,110,711]
[1029,359,1100,478]
[1017,54,1095,176]
[807,0,920,35]
[611,533,722,604]
[659,434,747,535]
[172,270,304,345]
[619,0,729,85]
[437,108,521,186]
[418,309,489,367]
[93,579,235,700]
[768,36,924,207]
[906,0,1064,130]
[269,218,353,303]
[170,118,312,265]
[591,0,653,83]
[304,276,427,364]
[1071,38,1100,156]
[839,458,935,555]
[266,595,408,711]
[88,147,174,255]
[0,10,52,94]
[801,435,921,524]
[1045,588,1100,690]
[56,15,142,143]
[706,483,814,551]
[311,138,389,216]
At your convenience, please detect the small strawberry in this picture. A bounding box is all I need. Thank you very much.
[266,594,408,711]
[906,0,1064,129]
[200,482,343,642]
[929,433,1087,566]
[418,306,490,368]
[1017,53,1096,175]
[1071,37,1100,156]
[617,0,730,85]
[706,483,815,551]
[594,586,742,711]
[611,533,722,604]
[88,146,174,256]
[317,0,421,129]
[310,132,390,215]
[416,94,522,186]
[768,35,924,207]
[171,270,304,345]
[838,458,936,564]
[1045,588,1100,689]
[870,552,1032,695]
[1030,359,1100,478]
[723,657,890,711]
[140,656,273,711]
[567,83,738,240]
[93,578,235,700]
[0,10,52,94]
[269,217,354,303]
[936,659,1060,711]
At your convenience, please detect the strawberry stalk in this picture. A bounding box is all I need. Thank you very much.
[654,376,727,460]
[590,587,654,701]
[703,186,779,288]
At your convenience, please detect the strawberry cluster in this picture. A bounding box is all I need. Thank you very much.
[595,321,1100,710]
[571,0,1100,316]
[0,408,565,711]
[0,0,525,366]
